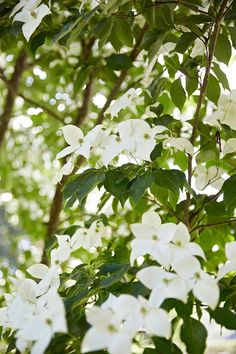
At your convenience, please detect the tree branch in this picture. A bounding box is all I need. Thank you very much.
[41,24,148,264]
[0,49,28,148]
[18,92,64,123]
[185,0,229,228]
[191,218,236,233]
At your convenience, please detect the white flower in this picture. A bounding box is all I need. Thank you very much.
[56,125,90,159]
[130,210,176,268]
[16,288,67,354]
[81,305,134,354]
[117,119,167,161]
[223,138,236,155]
[137,266,189,306]
[163,137,194,155]
[194,165,225,191]
[106,88,142,118]
[172,254,219,310]
[217,241,236,280]
[171,222,205,259]
[82,293,171,354]
[71,221,103,251]
[51,221,105,266]
[27,264,60,296]
[205,91,236,130]
[11,0,51,41]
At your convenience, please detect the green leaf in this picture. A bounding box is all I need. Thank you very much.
[222,174,236,210]
[153,337,182,354]
[180,317,207,354]
[170,78,186,111]
[206,74,220,105]
[212,62,230,91]
[186,76,198,96]
[175,32,196,54]
[63,169,105,203]
[228,26,236,49]
[150,142,163,161]
[114,19,133,47]
[30,32,46,56]
[148,33,165,63]
[68,7,98,44]
[214,34,232,65]
[155,169,186,195]
[104,169,131,205]
[209,307,236,330]
[106,54,132,70]
[130,171,155,204]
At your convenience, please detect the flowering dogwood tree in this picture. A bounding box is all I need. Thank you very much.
[0,0,236,353]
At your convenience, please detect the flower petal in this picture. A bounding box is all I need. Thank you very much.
[61,125,84,146]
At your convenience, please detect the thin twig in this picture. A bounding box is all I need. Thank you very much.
[18,92,64,122]
[191,218,236,232]
[185,0,229,228]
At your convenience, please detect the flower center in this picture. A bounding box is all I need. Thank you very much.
[162,278,170,285]
[152,235,159,241]
[175,240,182,247]
[46,318,53,326]
[107,324,117,333]
[143,133,150,140]
[141,306,148,315]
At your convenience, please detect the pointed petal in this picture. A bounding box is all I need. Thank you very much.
[22,20,40,41]
[172,254,201,279]
[225,241,236,260]
[142,210,161,229]
[61,125,84,146]
[56,145,77,159]
[81,327,110,353]
[145,308,171,338]
[27,264,49,279]
[172,222,190,245]
[217,261,236,280]
[193,273,219,310]
[137,266,165,289]
[130,223,154,239]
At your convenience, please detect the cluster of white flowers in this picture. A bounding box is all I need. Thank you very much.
[82,293,171,354]
[56,119,194,182]
[130,211,219,310]
[80,211,223,354]
[0,264,66,354]
[10,0,51,41]
[51,220,111,265]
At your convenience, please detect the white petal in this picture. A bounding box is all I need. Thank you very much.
[217,261,236,280]
[56,145,78,159]
[135,139,156,161]
[137,266,165,289]
[31,332,52,354]
[172,222,190,245]
[163,137,194,155]
[172,254,201,279]
[130,223,154,239]
[35,4,51,23]
[223,138,236,155]
[81,327,110,353]
[193,272,219,310]
[225,241,236,260]
[61,125,84,146]
[186,242,206,259]
[157,223,176,243]
[27,264,49,279]
[13,10,31,23]
[145,308,171,338]
[108,333,132,354]
[22,20,40,41]
[130,239,154,266]
[142,210,161,228]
